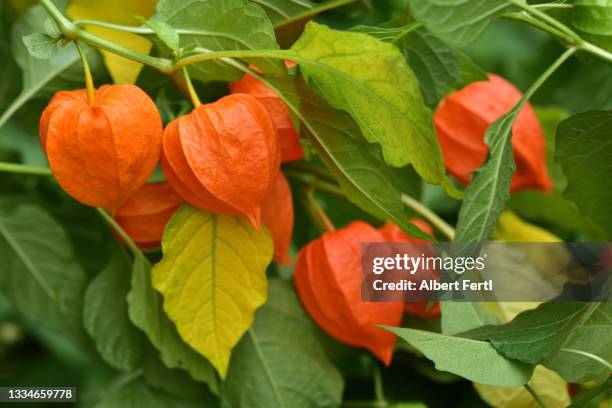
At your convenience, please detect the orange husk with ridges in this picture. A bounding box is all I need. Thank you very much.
[40,84,162,212]
[114,182,182,248]
[294,221,403,364]
[261,172,294,264]
[229,62,303,162]
[379,219,441,319]
[434,74,552,193]
[161,94,280,227]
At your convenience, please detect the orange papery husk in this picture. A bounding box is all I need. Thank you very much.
[294,221,404,364]
[40,84,163,212]
[229,62,303,162]
[114,182,182,248]
[261,172,294,264]
[379,219,441,319]
[161,94,280,227]
[434,74,552,193]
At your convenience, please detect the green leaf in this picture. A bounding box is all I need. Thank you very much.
[22,32,58,60]
[289,22,458,197]
[441,302,498,335]
[135,16,179,52]
[83,247,146,372]
[407,0,510,45]
[222,280,343,408]
[127,256,220,394]
[0,2,103,128]
[401,28,460,108]
[556,110,612,238]
[0,120,47,166]
[382,326,534,387]
[455,49,488,86]
[462,302,612,383]
[93,377,202,408]
[572,0,612,52]
[0,203,86,340]
[509,191,605,240]
[265,75,434,240]
[252,0,315,26]
[454,108,520,243]
[150,0,280,82]
[534,106,570,193]
[151,206,273,379]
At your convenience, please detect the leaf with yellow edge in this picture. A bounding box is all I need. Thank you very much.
[475,365,570,408]
[66,0,157,84]
[151,205,273,378]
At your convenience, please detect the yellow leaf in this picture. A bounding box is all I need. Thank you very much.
[152,206,273,378]
[475,366,570,408]
[493,211,562,243]
[66,0,157,84]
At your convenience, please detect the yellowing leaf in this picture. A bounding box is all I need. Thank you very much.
[66,0,157,84]
[493,211,562,243]
[475,365,570,408]
[152,205,273,378]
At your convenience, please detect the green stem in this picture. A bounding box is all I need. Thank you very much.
[300,187,335,233]
[273,0,358,29]
[391,22,423,43]
[38,0,171,72]
[285,169,455,240]
[532,2,573,10]
[95,208,151,267]
[74,41,95,105]
[507,0,581,43]
[372,364,387,407]
[0,162,52,176]
[524,384,549,408]
[504,11,575,44]
[401,194,455,240]
[182,67,201,108]
[518,46,577,110]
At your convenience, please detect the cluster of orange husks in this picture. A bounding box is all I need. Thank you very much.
[40,70,550,363]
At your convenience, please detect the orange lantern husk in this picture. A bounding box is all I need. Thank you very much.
[229,62,303,163]
[40,84,163,212]
[434,74,552,193]
[379,219,441,319]
[261,172,294,264]
[161,94,280,228]
[114,182,182,248]
[294,221,404,364]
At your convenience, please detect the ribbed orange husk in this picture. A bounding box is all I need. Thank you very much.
[162,94,280,227]
[379,219,441,319]
[261,172,294,264]
[434,74,552,193]
[39,85,163,212]
[294,221,404,365]
[114,182,182,248]
[229,65,303,162]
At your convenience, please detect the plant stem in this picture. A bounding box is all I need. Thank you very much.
[300,187,335,233]
[286,169,455,240]
[95,208,151,267]
[75,41,95,105]
[519,46,577,110]
[372,364,387,407]
[391,22,423,44]
[273,0,358,30]
[182,67,201,108]
[532,2,573,10]
[504,11,575,44]
[524,384,549,408]
[507,0,581,43]
[38,0,171,72]
[0,162,52,176]
[401,194,455,240]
